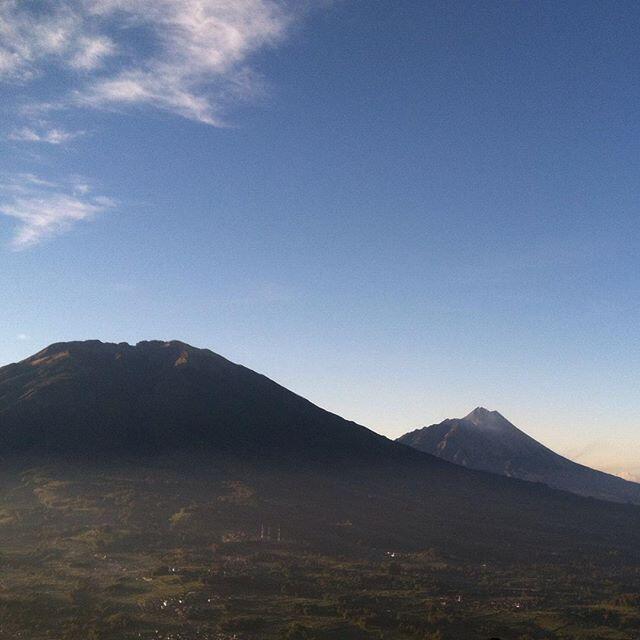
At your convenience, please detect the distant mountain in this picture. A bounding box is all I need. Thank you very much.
[398,407,640,505]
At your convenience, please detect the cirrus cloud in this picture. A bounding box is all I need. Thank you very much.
[0,1,115,80]
[0,0,311,249]
[8,126,85,144]
[1,0,295,125]
[0,174,114,249]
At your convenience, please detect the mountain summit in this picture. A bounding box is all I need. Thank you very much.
[464,407,512,428]
[398,408,640,505]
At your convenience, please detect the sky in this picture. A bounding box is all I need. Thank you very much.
[0,0,638,480]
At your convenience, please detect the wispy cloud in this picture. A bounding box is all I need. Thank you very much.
[0,2,115,80]
[8,126,84,145]
[0,1,310,249]
[70,34,116,71]
[0,174,114,249]
[1,0,294,125]
[77,0,289,125]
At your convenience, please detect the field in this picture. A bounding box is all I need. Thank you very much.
[0,456,638,640]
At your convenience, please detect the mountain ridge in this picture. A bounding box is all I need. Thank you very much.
[2,340,640,568]
[0,339,406,461]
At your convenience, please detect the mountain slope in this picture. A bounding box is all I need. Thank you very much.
[1,342,640,567]
[398,407,640,504]
[0,340,401,460]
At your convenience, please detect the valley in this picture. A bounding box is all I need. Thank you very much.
[0,456,638,639]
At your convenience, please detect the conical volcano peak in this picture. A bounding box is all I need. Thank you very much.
[463,407,511,429]
[399,408,640,505]
[465,406,496,419]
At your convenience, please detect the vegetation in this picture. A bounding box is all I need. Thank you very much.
[0,457,638,640]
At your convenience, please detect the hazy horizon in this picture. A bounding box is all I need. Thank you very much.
[2,1,639,482]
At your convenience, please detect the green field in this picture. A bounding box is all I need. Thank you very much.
[0,457,638,640]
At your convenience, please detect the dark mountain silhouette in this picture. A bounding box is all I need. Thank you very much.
[1,341,640,568]
[398,407,640,505]
[0,340,400,460]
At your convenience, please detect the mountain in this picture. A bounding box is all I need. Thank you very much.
[0,339,400,460]
[398,407,640,505]
[1,343,640,637]
[2,341,640,555]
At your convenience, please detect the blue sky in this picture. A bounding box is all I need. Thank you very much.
[1,1,638,479]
